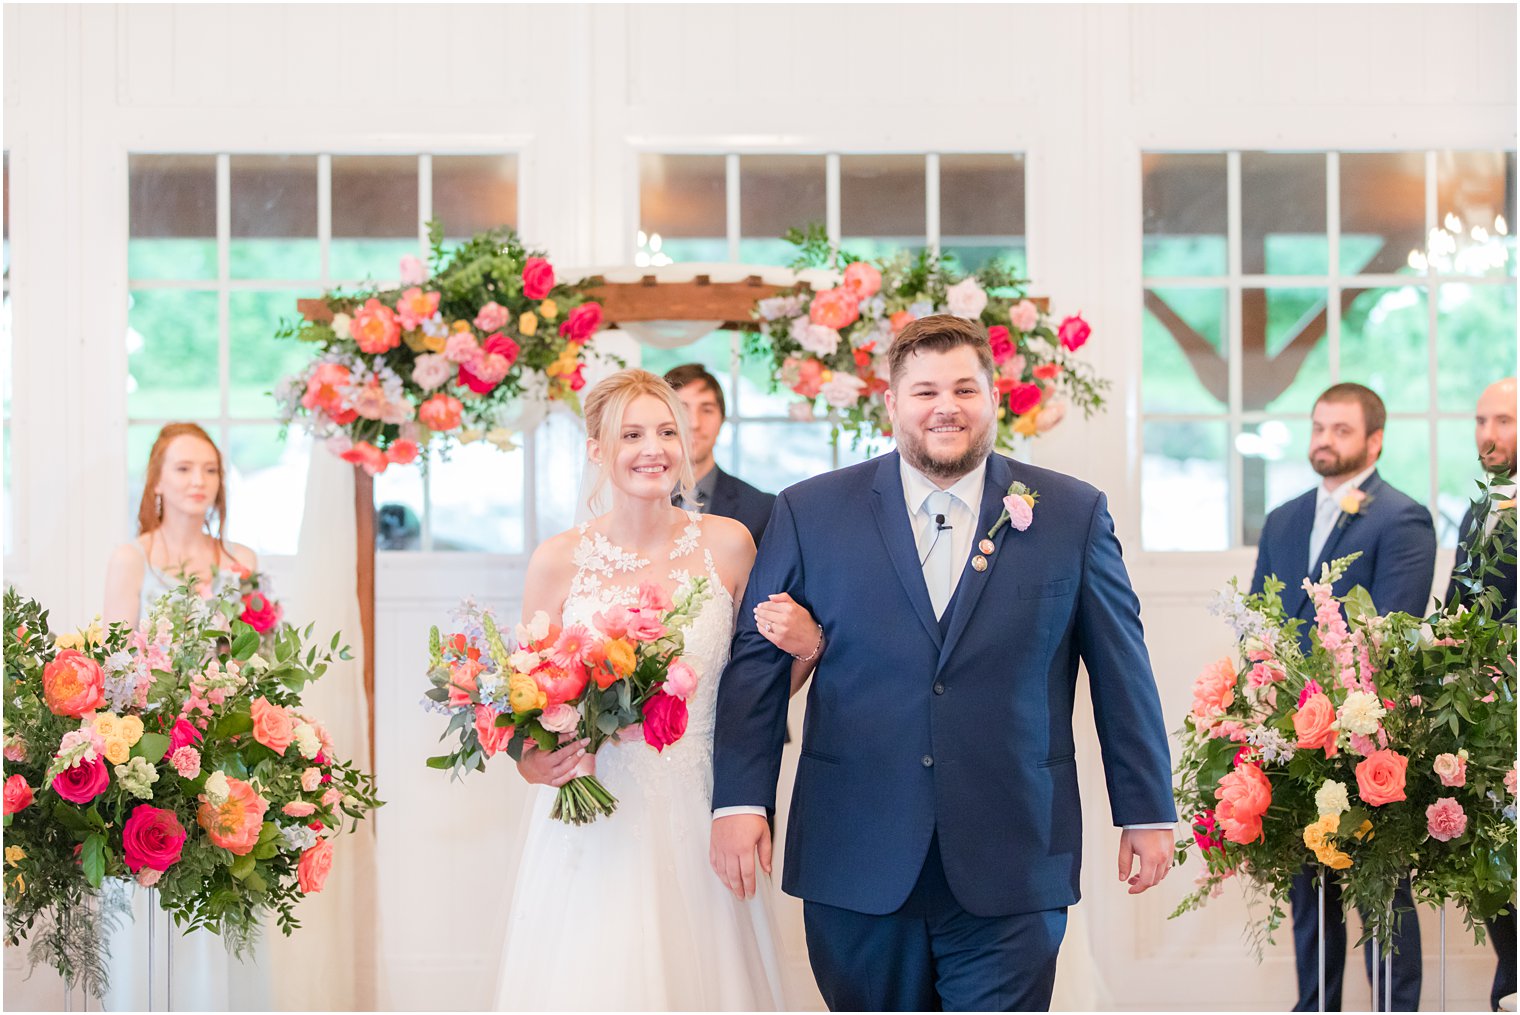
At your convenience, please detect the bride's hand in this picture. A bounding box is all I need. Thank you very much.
[516,737,590,787]
[753,593,823,659]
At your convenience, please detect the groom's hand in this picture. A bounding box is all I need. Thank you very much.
[710,814,772,901]
[1117,827,1173,895]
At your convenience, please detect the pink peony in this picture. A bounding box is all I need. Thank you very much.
[418,393,464,432]
[3,774,33,815]
[474,302,510,332]
[842,261,882,299]
[52,755,110,804]
[1425,797,1467,842]
[1432,752,1467,788]
[169,746,201,779]
[1009,299,1039,332]
[1191,658,1237,722]
[297,839,334,894]
[122,805,187,872]
[591,606,633,641]
[809,288,860,331]
[396,287,440,331]
[558,303,604,344]
[42,650,106,718]
[641,692,689,753]
[1355,749,1408,806]
[987,326,1016,365]
[443,330,481,365]
[1057,314,1091,352]
[662,660,699,700]
[283,800,317,818]
[522,258,555,300]
[411,353,453,391]
[1003,495,1033,533]
[1215,763,1271,844]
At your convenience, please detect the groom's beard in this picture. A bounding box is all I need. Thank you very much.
[896,416,996,483]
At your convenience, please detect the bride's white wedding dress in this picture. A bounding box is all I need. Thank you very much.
[492,512,788,1011]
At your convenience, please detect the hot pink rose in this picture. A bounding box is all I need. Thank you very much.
[1215,763,1271,844]
[168,719,203,752]
[522,257,555,300]
[842,261,882,299]
[418,393,464,432]
[1355,749,1408,806]
[298,839,334,894]
[473,705,515,758]
[386,439,420,466]
[339,440,389,476]
[641,692,689,752]
[1191,658,1237,722]
[1007,382,1043,416]
[122,804,187,872]
[251,696,296,755]
[1003,495,1033,532]
[1425,797,1467,842]
[1057,314,1091,352]
[1009,299,1039,332]
[637,582,674,613]
[1432,752,1467,787]
[809,288,860,331]
[474,302,510,332]
[3,774,33,815]
[662,660,699,701]
[52,755,110,804]
[987,326,1016,365]
[240,592,282,633]
[350,298,401,355]
[42,650,106,718]
[558,303,604,344]
[1292,693,1339,757]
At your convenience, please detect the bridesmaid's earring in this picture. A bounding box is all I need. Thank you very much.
[155,493,163,518]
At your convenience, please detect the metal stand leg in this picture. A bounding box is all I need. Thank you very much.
[1371,927,1381,1013]
[1385,900,1395,1013]
[1440,907,1447,1012]
[146,886,156,1012]
[1319,869,1327,1013]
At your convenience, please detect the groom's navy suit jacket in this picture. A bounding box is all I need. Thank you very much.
[713,451,1176,918]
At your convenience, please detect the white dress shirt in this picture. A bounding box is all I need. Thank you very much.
[1308,464,1377,568]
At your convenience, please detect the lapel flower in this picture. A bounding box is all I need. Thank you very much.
[1335,488,1373,529]
[988,481,1039,537]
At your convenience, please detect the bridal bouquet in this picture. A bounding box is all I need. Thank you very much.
[275,221,606,473]
[1171,494,1517,952]
[748,225,1109,451]
[1,584,380,995]
[423,579,710,824]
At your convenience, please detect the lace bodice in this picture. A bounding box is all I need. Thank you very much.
[561,512,734,796]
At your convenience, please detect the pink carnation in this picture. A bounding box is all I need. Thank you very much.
[1506,768,1517,796]
[1426,797,1467,842]
[169,746,201,779]
[322,787,343,806]
[474,301,510,333]
[301,767,322,793]
[1004,495,1033,532]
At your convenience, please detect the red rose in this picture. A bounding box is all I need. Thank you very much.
[122,804,187,872]
[3,774,34,815]
[240,592,282,633]
[1057,314,1091,352]
[557,303,604,344]
[987,326,1015,365]
[522,257,555,300]
[52,755,110,804]
[1006,382,1043,415]
[641,692,688,753]
[42,650,106,718]
[168,719,203,752]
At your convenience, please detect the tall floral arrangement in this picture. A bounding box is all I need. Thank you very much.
[276,222,606,474]
[748,225,1108,450]
[1172,484,1516,951]
[2,585,381,994]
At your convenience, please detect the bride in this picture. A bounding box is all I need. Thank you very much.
[493,369,822,1011]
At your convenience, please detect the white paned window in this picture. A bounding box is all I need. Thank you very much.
[636,152,1028,489]
[1141,150,1517,551]
[126,152,520,557]
[3,152,12,560]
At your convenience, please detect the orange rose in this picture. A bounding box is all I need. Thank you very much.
[1292,692,1338,757]
[297,839,334,894]
[1355,749,1408,806]
[197,777,268,855]
[42,650,106,717]
[251,696,296,755]
[1216,763,1272,844]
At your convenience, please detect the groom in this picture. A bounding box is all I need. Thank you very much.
[711,315,1177,1011]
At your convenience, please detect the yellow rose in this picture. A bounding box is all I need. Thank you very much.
[538,299,559,321]
[1339,490,1366,515]
[605,638,636,677]
[5,846,24,865]
[508,675,546,714]
[118,715,145,746]
[1012,410,1040,437]
[1353,819,1374,841]
[93,713,120,740]
[1315,843,1353,869]
[104,738,131,765]
[423,333,447,353]
[518,312,539,337]
[54,632,84,652]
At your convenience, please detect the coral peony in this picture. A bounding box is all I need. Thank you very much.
[809,288,860,331]
[122,804,187,872]
[350,298,401,354]
[1215,763,1271,844]
[418,393,464,432]
[42,650,106,718]
[301,362,357,425]
[197,776,269,855]
[842,261,882,299]
[1191,658,1237,723]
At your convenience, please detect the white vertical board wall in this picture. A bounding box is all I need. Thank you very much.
[3,4,1513,1009]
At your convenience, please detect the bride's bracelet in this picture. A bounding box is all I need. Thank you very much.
[792,622,825,663]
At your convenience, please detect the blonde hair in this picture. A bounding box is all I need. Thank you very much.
[582,369,696,509]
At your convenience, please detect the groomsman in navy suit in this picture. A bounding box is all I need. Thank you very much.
[665,363,776,546]
[1250,382,1435,1012]
[710,316,1176,1011]
[1445,376,1516,1012]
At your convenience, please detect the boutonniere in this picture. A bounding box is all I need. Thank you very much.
[1336,488,1371,527]
[988,481,1039,537]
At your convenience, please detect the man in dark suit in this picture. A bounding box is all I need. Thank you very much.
[710,316,1176,1011]
[1445,376,1516,1012]
[1250,382,1436,1012]
[664,364,776,546]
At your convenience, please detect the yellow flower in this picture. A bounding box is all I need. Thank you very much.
[1019,493,1036,508]
[485,428,517,452]
[118,715,145,747]
[84,618,104,647]
[11,873,24,896]
[605,638,636,677]
[1353,819,1374,841]
[93,713,120,739]
[1012,410,1040,437]
[508,674,546,714]
[457,428,483,445]
[518,311,539,337]
[104,738,131,766]
[452,319,472,333]
[1303,813,1354,869]
[546,347,579,379]
[1339,490,1366,515]
[423,333,447,353]
[538,299,559,321]
[5,846,25,866]
[54,632,84,652]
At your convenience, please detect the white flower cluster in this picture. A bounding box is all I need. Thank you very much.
[1336,691,1386,737]
[1246,725,1295,764]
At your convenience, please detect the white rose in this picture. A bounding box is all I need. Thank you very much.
[945,278,988,319]
[292,722,321,760]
